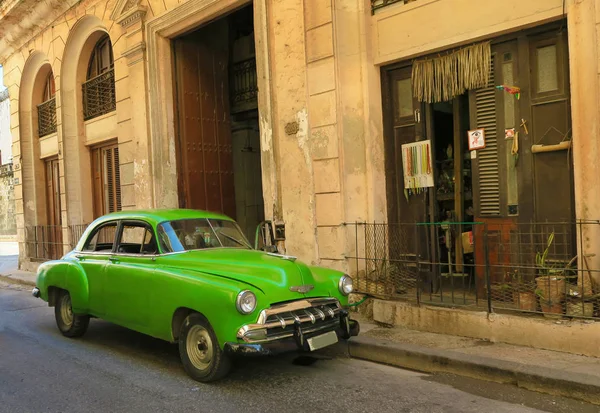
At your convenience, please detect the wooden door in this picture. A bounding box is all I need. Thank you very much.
[45,157,62,259]
[383,66,433,292]
[471,31,574,294]
[470,42,519,292]
[92,142,121,219]
[173,20,236,218]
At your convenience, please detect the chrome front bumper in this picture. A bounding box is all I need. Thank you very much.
[234,298,360,352]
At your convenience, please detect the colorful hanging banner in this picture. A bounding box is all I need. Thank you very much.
[401,140,434,191]
[495,84,521,100]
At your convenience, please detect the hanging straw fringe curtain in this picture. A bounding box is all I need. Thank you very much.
[412,41,491,103]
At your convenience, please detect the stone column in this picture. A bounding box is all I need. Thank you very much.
[567,0,600,289]
[113,1,153,209]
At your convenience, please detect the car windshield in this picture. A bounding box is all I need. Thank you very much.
[157,218,252,253]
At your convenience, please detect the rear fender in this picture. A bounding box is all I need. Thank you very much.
[36,260,90,313]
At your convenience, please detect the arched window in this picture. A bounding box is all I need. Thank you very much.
[83,35,116,120]
[42,72,56,102]
[87,35,114,79]
[38,71,57,137]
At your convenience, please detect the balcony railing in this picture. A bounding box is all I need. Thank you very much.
[83,69,116,121]
[371,0,415,14]
[37,97,57,137]
[230,58,258,114]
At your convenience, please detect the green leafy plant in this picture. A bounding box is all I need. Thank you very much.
[535,232,567,277]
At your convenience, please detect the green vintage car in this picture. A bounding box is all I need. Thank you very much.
[32,209,359,382]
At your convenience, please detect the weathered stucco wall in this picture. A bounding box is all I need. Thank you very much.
[372,0,565,64]
[0,163,16,237]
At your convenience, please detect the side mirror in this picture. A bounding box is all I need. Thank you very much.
[255,221,278,253]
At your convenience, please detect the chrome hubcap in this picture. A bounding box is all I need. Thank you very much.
[60,294,73,328]
[186,325,213,370]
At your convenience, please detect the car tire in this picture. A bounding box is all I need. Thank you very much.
[179,313,231,382]
[54,290,90,338]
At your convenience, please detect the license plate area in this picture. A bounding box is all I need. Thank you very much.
[307,330,338,351]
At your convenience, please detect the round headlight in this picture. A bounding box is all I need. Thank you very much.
[339,275,353,296]
[236,290,257,314]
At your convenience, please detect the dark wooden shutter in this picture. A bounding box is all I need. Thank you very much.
[105,146,121,213]
[473,56,500,216]
[91,143,122,218]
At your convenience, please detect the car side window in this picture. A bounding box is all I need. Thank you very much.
[117,223,158,255]
[82,223,118,252]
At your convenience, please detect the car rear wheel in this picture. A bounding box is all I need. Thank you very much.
[179,313,231,382]
[54,290,90,338]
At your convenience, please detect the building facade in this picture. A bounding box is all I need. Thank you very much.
[0,0,598,295]
[0,69,16,239]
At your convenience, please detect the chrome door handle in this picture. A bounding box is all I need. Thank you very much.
[75,254,84,260]
[109,256,119,263]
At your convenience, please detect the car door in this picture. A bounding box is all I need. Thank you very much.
[75,221,119,317]
[103,220,159,330]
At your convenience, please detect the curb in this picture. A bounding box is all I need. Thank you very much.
[0,273,36,287]
[348,336,600,406]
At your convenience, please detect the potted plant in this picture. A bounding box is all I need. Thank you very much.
[535,232,566,317]
[535,288,563,318]
[510,270,536,311]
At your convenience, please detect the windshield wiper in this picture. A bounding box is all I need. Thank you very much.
[216,231,249,248]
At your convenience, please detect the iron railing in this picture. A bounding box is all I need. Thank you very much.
[69,224,89,249]
[348,220,600,320]
[371,0,415,14]
[37,97,57,137]
[83,69,116,121]
[26,225,64,261]
[25,223,90,261]
[230,58,258,113]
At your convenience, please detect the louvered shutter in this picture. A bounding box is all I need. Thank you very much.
[113,147,122,211]
[474,57,500,216]
[104,146,122,214]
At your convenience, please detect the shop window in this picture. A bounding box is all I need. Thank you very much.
[536,45,558,93]
[395,78,413,119]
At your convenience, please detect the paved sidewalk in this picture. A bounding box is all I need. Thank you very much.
[347,313,600,406]
[0,241,36,287]
[0,269,36,286]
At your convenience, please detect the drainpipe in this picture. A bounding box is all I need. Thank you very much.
[567,0,600,289]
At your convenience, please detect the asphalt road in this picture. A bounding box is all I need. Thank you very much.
[0,282,598,413]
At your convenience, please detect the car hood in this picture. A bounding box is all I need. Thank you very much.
[159,249,336,301]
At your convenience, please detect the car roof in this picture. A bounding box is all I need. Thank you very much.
[93,209,233,227]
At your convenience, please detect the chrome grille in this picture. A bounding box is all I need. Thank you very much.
[262,299,341,338]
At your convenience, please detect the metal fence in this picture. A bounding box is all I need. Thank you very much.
[347,221,600,320]
[25,223,90,261]
[83,69,116,120]
[37,97,57,137]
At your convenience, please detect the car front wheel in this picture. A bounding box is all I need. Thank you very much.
[179,313,231,382]
[54,290,90,338]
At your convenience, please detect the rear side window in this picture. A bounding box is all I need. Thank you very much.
[83,223,118,252]
[117,223,158,254]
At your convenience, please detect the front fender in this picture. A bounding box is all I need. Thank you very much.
[150,266,266,346]
[36,259,90,313]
